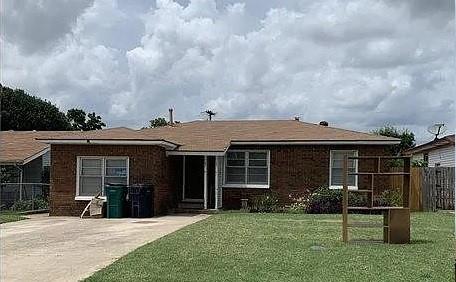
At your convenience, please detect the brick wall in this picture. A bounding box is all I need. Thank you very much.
[50,144,174,216]
[222,145,392,209]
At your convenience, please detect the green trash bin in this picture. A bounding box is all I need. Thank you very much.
[106,183,127,218]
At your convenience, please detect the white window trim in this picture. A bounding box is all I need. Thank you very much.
[75,156,129,201]
[223,150,270,189]
[329,150,358,190]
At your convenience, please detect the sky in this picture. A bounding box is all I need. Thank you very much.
[1,0,454,144]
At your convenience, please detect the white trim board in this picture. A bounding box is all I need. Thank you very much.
[230,140,400,145]
[40,139,178,149]
[22,147,50,165]
[167,151,225,156]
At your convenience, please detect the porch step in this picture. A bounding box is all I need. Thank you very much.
[178,202,204,210]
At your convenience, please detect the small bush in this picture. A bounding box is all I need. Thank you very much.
[375,189,402,207]
[250,194,279,213]
[10,197,48,211]
[286,195,310,213]
[306,187,342,214]
[306,187,369,214]
[412,160,427,167]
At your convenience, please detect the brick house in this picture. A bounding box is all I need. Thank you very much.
[38,120,399,216]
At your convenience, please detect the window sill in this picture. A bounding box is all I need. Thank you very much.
[75,196,106,201]
[223,184,269,189]
[329,186,358,190]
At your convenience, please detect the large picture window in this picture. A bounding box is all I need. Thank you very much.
[329,150,358,189]
[224,151,269,188]
[77,157,128,198]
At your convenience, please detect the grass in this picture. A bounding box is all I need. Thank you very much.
[0,211,26,224]
[86,212,454,282]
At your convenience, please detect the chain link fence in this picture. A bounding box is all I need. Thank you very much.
[0,183,50,211]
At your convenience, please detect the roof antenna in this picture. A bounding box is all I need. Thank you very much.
[427,123,447,140]
[202,109,216,121]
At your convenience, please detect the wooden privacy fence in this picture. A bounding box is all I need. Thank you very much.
[390,167,455,211]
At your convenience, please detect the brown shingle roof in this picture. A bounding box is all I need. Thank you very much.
[33,120,399,153]
[0,127,137,164]
[404,134,455,155]
[0,131,69,164]
[138,120,400,152]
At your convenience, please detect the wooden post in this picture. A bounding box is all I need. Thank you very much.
[182,156,186,200]
[204,155,208,210]
[403,157,411,208]
[342,154,348,243]
[215,156,219,210]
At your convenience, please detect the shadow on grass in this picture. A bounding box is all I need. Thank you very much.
[410,239,434,245]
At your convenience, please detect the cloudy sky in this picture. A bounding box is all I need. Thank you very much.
[1,0,454,143]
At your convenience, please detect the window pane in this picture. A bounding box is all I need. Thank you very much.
[226,167,245,176]
[247,167,267,184]
[82,167,102,176]
[331,168,343,186]
[82,159,102,168]
[249,159,267,167]
[227,152,245,160]
[226,173,246,184]
[227,159,245,167]
[105,176,127,185]
[81,158,102,175]
[106,167,127,177]
[331,168,356,186]
[79,177,102,196]
[106,159,126,168]
[249,152,266,160]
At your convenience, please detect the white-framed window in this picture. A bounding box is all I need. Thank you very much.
[329,150,358,189]
[76,156,129,200]
[224,150,270,188]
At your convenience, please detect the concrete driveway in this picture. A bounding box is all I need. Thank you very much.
[1,213,208,282]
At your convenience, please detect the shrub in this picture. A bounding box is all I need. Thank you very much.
[286,195,310,213]
[306,187,369,214]
[412,159,427,167]
[10,197,48,211]
[375,189,402,207]
[250,194,279,213]
[306,187,342,214]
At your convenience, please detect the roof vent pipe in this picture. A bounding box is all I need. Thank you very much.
[169,108,174,124]
[319,121,328,126]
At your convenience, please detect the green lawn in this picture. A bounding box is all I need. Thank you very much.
[0,211,26,224]
[87,212,454,282]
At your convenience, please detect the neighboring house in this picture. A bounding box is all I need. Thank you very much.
[38,120,400,216]
[0,131,73,207]
[0,131,55,184]
[404,134,455,167]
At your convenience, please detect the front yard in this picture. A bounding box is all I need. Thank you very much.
[0,211,26,224]
[86,212,453,282]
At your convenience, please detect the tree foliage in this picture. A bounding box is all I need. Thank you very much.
[0,85,106,131]
[1,85,72,130]
[67,108,105,130]
[148,117,168,128]
[372,125,416,155]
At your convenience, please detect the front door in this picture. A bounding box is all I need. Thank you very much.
[184,156,204,200]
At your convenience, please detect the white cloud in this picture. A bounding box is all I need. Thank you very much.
[1,0,454,143]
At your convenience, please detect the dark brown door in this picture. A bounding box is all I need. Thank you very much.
[184,156,204,199]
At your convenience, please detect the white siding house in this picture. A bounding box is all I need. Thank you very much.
[428,145,455,167]
[405,134,455,167]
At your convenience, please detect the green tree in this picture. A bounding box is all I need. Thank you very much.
[148,117,168,128]
[1,85,72,130]
[371,125,415,155]
[67,108,106,130]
